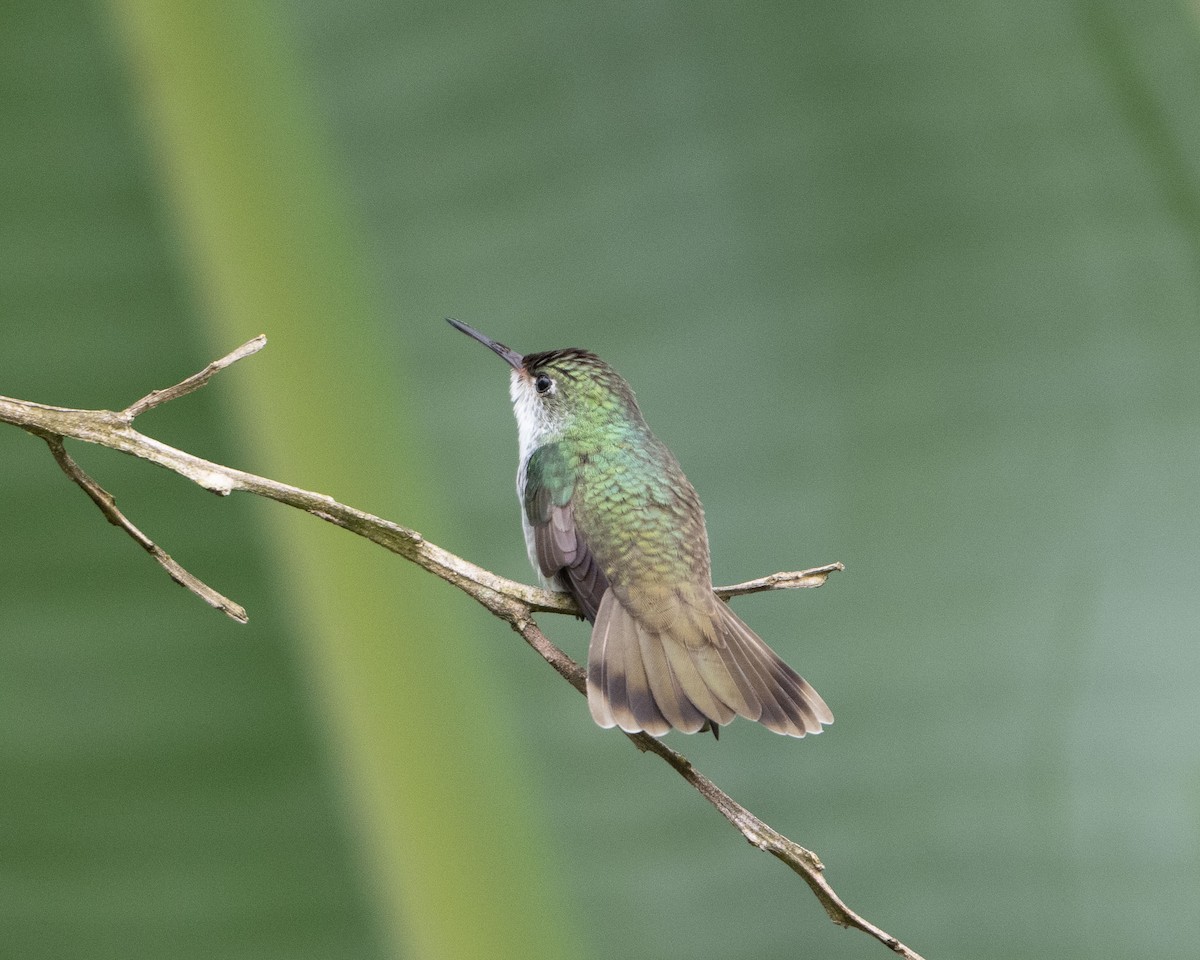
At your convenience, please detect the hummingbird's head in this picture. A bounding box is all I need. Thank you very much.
[447,318,643,454]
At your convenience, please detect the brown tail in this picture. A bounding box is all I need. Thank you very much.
[587,590,832,737]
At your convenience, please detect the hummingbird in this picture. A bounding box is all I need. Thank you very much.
[448,318,832,738]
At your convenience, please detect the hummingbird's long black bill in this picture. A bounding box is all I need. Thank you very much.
[446,317,524,370]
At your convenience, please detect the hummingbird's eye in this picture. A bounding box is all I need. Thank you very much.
[534,373,554,395]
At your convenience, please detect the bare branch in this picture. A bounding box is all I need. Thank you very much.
[0,339,923,959]
[43,435,248,623]
[512,561,846,615]
[122,334,267,419]
[717,562,846,597]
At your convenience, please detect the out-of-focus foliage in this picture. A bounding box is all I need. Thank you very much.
[2,1,1199,959]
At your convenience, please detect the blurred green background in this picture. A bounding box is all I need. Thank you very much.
[2,1,1199,958]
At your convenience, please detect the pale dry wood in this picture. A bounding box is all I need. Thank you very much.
[0,338,923,960]
[43,435,248,623]
[122,334,267,418]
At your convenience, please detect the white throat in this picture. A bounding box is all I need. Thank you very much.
[510,370,560,466]
[510,369,565,590]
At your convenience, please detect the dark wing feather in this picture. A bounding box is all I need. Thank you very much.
[523,443,610,622]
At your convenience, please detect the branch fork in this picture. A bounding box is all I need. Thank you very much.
[0,339,923,960]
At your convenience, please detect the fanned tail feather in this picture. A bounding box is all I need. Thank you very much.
[712,601,832,736]
[587,590,832,738]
